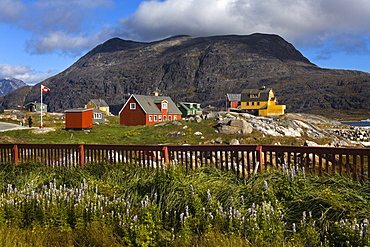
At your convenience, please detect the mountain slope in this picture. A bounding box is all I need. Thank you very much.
[0,78,27,97]
[1,33,369,115]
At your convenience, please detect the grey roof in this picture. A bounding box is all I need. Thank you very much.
[131,95,182,114]
[92,108,105,114]
[89,99,109,107]
[241,87,273,101]
[65,108,93,113]
[226,94,241,102]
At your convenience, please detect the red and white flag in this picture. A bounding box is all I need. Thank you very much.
[41,85,50,93]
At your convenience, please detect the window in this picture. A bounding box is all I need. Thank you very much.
[94,113,102,119]
[163,115,167,121]
[149,115,153,122]
[252,102,255,106]
[162,102,168,109]
[174,115,177,120]
[159,115,162,122]
[257,102,260,105]
[154,115,157,122]
[130,103,136,110]
[168,115,172,121]
[246,102,249,106]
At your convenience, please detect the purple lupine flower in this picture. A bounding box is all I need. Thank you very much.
[190,185,195,196]
[207,190,212,204]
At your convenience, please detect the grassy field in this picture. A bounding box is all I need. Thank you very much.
[0,162,369,246]
[0,112,335,146]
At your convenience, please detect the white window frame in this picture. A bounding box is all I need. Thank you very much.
[174,115,177,120]
[163,115,167,121]
[130,103,136,110]
[159,115,162,122]
[154,115,157,122]
[149,115,153,122]
[162,102,168,109]
[168,115,172,121]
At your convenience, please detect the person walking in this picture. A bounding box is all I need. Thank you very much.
[28,116,33,128]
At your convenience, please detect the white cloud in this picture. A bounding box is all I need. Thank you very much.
[0,64,57,84]
[119,0,370,52]
[0,0,25,22]
[0,0,114,55]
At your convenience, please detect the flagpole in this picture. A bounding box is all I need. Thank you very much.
[40,85,43,128]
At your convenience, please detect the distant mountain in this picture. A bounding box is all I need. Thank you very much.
[0,78,27,97]
[0,33,369,115]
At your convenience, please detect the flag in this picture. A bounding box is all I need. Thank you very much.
[41,85,50,93]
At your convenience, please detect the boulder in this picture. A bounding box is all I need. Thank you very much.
[167,131,186,137]
[217,119,253,135]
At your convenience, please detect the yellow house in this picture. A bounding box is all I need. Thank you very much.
[85,99,110,115]
[240,86,286,116]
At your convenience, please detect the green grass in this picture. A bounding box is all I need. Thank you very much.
[0,162,369,246]
[0,114,334,146]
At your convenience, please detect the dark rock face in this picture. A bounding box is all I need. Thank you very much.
[1,33,369,114]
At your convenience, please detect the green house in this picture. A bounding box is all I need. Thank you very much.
[25,102,48,112]
[178,102,202,117]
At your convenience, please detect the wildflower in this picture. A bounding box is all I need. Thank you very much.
[292,223,296,233]
[133,215,138,221]
[154,192,158,201]
[263,181,269,190]
[207,190,212,204]
[190,184,195,196]
[209,213,214,220]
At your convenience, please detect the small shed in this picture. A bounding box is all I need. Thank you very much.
[64,108,93,130]
[92,108,105,124]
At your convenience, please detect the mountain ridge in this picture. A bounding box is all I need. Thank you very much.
[0,77,27,97]
[0,33,369,115]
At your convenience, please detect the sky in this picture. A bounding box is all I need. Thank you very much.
[0,0,370,85]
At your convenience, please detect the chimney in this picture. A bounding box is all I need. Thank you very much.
[152,88,160,96]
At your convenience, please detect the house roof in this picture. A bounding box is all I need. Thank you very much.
[89,99,109,107]
[25,102,47,106]
[120,94,182,115]
[65,108,93,113]
[226,94,241,102]
[92,108,105,114]
[241,87,273,101]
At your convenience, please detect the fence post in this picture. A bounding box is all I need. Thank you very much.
[256,145,263,171]
[12,144,19,164]
[79,144,85,167]
[162,146,169,169]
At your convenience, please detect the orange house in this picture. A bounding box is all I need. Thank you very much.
[119,94,182,126]
[64,108,93,130]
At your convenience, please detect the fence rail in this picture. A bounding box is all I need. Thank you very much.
[1,143,369,180]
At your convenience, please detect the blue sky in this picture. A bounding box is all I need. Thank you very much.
[1,0,369,84]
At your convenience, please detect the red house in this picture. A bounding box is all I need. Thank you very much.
[226,93,241,111]
[119,94,182,126]
[64,108,93,130]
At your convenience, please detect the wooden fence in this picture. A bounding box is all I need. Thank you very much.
[1,143,369,180]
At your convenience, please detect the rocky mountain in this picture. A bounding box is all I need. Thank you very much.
[0,33,369,115]
[0,78,27,97]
